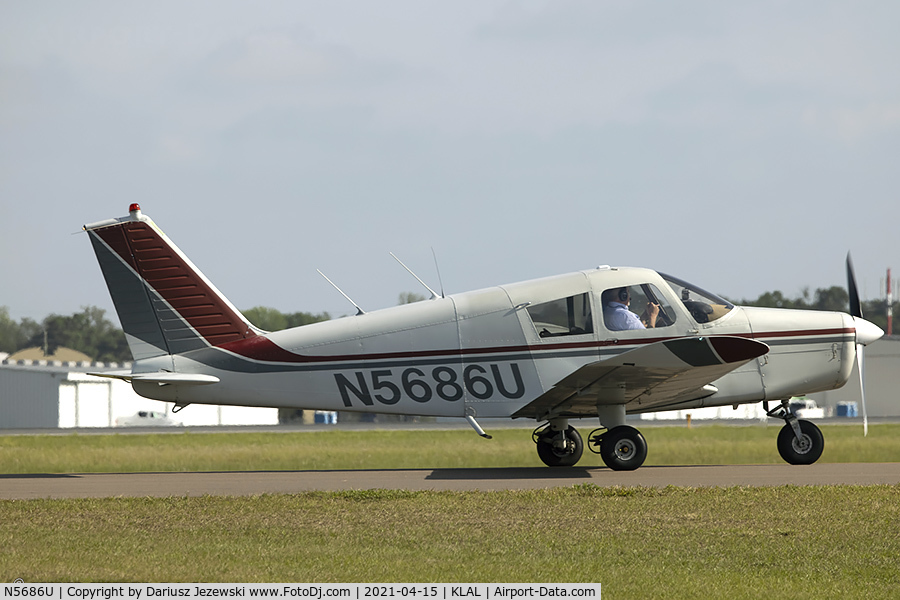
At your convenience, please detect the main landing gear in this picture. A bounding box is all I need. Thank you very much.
[533,422,583,467]
[589,425,648,471]
[533,419,648,470]
[767,399,825,465]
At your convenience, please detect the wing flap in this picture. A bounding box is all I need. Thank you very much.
[512,336,767,420]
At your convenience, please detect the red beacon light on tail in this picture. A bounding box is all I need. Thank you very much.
[129,203,142,219]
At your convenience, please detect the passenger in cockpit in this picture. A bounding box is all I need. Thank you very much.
[603,287,659,330]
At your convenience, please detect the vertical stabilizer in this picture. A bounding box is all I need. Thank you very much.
[85,204,257,360]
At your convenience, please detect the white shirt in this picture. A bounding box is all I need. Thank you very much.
[604,301,645,331]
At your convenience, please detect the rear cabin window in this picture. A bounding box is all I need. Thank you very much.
[527,293,593,337]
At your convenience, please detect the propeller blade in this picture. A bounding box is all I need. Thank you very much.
[857,342,868,437]
[847,252,879,437]
[847,252,863,318]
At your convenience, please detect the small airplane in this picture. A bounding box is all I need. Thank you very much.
[84,204,883,470]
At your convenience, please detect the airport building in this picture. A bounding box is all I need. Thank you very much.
[0,350,278,429]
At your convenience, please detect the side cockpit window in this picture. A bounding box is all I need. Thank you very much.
[527,293,593,337]
[601,284,676,331]
[660,273,734,324]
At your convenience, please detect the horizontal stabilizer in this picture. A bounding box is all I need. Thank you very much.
[88,371,220,386]
[86,370,133,381]
[513,336,768,420]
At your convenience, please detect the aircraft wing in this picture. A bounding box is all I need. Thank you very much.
[512,336,768,420]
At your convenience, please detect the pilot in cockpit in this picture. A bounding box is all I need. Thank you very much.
[603,287,659,331]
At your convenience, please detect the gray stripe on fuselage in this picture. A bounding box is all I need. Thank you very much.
[176,332,849,375]
[180,345,601,374]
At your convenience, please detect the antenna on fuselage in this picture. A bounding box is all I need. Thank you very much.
[432,247,445,299]
[390,252,442,299]
[316,269,365,315]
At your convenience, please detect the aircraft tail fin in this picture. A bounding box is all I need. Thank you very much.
[84,204,259,361]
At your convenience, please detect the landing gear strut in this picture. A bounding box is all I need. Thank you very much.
[767,399,824,465]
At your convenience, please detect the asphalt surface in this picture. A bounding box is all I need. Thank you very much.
[3,463,899,499]
[3,416,897,437]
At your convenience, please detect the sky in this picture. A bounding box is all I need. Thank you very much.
[2,1,899,324]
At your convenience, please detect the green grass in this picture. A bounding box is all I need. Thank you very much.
[2,486,899,596]
[1,424,898,474]
[2,425,899,595]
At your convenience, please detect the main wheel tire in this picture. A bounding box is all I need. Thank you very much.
[536,426,584,467]
[777,420,824,465]
[600,425,648,471]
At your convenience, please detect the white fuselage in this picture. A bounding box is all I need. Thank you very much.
[131,267,860,420]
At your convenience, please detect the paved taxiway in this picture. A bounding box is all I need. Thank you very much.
[3,463,900,499]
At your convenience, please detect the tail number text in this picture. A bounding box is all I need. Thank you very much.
[335,364,525,407]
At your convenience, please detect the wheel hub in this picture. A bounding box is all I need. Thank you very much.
[792,434,812,454]
[614,440,636,460]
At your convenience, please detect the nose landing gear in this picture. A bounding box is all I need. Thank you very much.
[767,399,825,465]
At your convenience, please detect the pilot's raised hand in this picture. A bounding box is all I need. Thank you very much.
[643,302,660,328]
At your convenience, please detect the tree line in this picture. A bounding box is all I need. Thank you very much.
[737,286,895,333]
[1,287,895,363]
[0,306,129,363]
[738,285,848,312]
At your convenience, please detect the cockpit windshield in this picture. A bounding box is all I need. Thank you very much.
[660,273,734,324]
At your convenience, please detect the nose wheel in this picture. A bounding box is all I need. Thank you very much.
[767,400,825,465]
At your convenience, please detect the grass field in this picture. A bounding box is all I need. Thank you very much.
[2,423,899,473]
[2,424,900,596]
[2,486,899,596]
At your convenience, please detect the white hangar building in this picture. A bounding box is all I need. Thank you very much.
[0,358,278,429]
